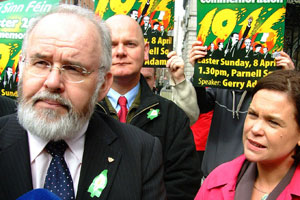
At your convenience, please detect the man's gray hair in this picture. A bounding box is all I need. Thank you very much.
[21,4,111,81]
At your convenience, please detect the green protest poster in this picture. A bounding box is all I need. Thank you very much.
[0,0,59,98]
[95,0,174,68]
[194,0,286,90]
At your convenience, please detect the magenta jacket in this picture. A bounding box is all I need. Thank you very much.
[195,155,300,200]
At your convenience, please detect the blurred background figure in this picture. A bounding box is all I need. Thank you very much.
[151,22,160,36]
[2,67,17,91]
[263,47,271,59]
[141,15,151,35]
[212,42,224,58]
[140,67,157,93]
[129,9,138,20]
[253,44,263,59]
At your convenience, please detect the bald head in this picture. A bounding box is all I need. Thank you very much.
[106,15,144,44]
[105,14,150,93]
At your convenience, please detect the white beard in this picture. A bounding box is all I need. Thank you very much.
[17,88,99,141]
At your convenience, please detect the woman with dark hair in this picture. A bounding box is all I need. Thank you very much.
[195,70,300,200]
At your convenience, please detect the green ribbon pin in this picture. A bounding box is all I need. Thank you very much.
[88,169,108,198]
[147,109,160,120]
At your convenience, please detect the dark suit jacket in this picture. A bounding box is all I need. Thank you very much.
[0,95,17,117]
[0,112,166,200]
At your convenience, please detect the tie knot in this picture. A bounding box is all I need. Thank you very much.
[45,140,68,157]
[118,96,127,107]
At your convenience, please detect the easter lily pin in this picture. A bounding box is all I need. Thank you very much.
[147,109,160,120]
[88,169,108,198]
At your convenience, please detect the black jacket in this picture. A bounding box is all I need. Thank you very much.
[196,87,252,177]
[96,76,201,200]
[0,95,17,117]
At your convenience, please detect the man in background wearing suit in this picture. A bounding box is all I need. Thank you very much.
[0,5,166,200]
[96,15,201,200]
[141,15,151,35]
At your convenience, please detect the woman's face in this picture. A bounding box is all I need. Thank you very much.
[243,89,300,165]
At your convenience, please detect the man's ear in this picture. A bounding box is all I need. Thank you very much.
[144,42,150,61]
[98,72,113,101]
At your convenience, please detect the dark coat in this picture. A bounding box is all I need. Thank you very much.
[0,95,17,117]
[196,87,252,177]
[96,76,201,200]
[0,112,166,200]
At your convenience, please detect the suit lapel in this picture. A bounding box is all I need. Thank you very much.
[0,114,33,199]
[77,114,121,200]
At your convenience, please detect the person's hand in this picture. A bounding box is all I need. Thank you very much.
[166,51,185,84]
[189,41,207,66]
[275,51,295,70]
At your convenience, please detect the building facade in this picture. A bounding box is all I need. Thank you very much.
[181,0,198,80]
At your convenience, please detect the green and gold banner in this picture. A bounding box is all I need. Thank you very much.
[194,0,286,90]
[0,0,59,98]
[95,0,174,68]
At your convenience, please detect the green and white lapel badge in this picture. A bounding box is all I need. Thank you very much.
[88,169,108,198]
[147,109,160,120]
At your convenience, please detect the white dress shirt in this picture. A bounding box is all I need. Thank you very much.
[28,122,88,196]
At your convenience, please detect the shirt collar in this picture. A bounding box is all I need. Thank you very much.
[107,82,140,110]
[28,122,88,164]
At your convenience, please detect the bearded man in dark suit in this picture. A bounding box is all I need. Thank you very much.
[0,5,166,200]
